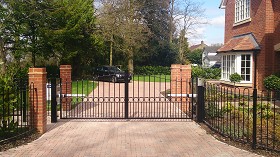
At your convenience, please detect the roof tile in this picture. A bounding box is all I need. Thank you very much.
[217,33,260,53]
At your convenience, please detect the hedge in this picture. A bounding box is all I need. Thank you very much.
[191,66,221,79]
[134,66,170,75]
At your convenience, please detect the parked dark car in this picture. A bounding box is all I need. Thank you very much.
[211,62,221,68]
[93,66,132,82]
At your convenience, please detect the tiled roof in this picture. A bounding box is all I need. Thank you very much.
[204,45,221,53]
[189,45,201,51]
[189,43,207,51]
[217,33,260,53]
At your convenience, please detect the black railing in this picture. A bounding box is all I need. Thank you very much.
[0,79,35,144]
[60,75,197,120]
[204,82,280,153]
[256,90,280,152]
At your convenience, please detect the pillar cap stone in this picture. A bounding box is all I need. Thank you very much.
[60,65,72,69]
[28,68,47,75]
[171,64,181,69]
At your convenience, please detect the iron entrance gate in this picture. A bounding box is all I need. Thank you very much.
[59,75,196,119]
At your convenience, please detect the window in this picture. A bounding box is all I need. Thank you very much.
[222,55,236,80]
[241,54,251,81]
[221,53,252,83]
[235,0,250,23]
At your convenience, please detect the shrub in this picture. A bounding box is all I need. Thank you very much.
[257,103,274,119]
[222,102,235,113]
[191,66,221,79]
[264,75,280,90]
[134,66,170,75]
[0,69,19,130]
[229,73,242,83]
[206,103,223,118]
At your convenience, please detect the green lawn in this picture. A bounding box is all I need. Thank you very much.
[132,75,170,82]
[72,80,97,95]
[46,80,97,111]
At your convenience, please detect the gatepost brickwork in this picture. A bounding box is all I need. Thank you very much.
[60,65,72,110]
[29,68,47,134]
[171,64,192,112]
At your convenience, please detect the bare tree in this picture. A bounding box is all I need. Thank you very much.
[96,0,150,73]
[178,0,207,37]
[170,0,207,63]
[169,0,207,43]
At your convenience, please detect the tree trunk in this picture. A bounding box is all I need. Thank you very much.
[0,38,6,74]
[127,47,134,74]
[110,37,113,66]
[178,29,186,64]
[169,0,175,44]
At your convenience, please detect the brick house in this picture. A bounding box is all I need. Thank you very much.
[218,0,280,90]
[189,41,207,52]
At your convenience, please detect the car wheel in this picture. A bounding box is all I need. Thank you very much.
[111,76,117,83]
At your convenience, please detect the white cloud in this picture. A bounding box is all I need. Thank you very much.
[209,15,225,27]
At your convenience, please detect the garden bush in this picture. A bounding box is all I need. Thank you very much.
[264,75,280,90]
[191,66,221,79]
[229,73,242,83]
[0,68,19,130]
[134,66,170,75]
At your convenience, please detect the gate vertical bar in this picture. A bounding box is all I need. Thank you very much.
[22,89,27,122]
[252,51,258,149]
[125,71,129,119]
[51,78,57,123]
[196,78,205,123]
[59,78,62,118]
[191,77,194,119]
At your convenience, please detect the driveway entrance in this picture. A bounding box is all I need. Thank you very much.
[0,120,260,157]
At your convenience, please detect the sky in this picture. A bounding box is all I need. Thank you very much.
[188,0,225,46]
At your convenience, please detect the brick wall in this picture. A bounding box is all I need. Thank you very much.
[274,1,280,73]
[29,68,47,134]
[171,64,192,112]
[224,0,280,90]
[60,65,72,110]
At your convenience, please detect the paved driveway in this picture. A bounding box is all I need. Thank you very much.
[0,119,260,157]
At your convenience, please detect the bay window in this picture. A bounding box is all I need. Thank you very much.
[221,53,252,83]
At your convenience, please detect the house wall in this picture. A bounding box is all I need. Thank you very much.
[274,1,280,74]
[224,0,280,90]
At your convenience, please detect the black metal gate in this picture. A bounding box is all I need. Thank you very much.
[57,74,196,120]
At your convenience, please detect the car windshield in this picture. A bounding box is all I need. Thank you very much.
[109,66,121,72]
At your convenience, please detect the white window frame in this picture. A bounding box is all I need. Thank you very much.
[221,52,253,83]
[235,0,250,23]
[221,54,236,81]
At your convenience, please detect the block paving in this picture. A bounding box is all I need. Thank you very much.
[0,119,261,157]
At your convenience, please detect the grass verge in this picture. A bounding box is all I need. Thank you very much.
[72,80,97,95]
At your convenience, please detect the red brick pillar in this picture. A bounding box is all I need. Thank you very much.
[181,65,192,95]
[171,64,181,96]
[29,68,47,134]
[171,64,192,112]
[60,65,72,110]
